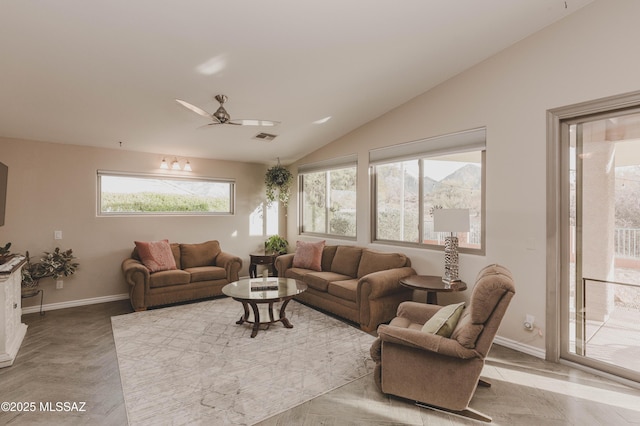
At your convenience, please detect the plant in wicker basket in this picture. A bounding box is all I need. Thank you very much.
[265,163,293,207]
[22,247,79,296]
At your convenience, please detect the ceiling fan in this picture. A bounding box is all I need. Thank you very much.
[176,94,280,127]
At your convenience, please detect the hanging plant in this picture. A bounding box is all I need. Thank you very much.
[265,162,293,207]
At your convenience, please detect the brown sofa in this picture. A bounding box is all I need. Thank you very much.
[275,245,416,331]
[121,240,242,311]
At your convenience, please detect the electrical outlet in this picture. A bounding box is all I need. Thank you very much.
[524,314,535,331]
[54,230,63,240]
[56,280,63,289]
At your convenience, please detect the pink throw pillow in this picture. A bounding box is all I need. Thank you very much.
[292,240,325,271]
[134,239,177,273]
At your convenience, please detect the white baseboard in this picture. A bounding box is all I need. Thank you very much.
[21,293,130,315]
[493,335,546,359]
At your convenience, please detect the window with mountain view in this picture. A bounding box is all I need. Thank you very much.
[373,149,484,252]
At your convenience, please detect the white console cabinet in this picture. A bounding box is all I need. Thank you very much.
[0,258,27,368]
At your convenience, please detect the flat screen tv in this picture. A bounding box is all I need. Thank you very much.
[0,162,7,226]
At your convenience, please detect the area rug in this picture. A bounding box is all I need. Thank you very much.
[111,297,376,425]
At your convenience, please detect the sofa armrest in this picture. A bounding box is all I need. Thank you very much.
[215,251,242,282]
[122,258,149,287]
[122,258,149,311]
[274,253,294,277]
[357,266,416,300]
[377,324,479,359]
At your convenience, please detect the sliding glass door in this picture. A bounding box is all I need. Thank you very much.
[561,109,640,381]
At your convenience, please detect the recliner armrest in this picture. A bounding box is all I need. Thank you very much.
[396,301,442,324]
[377,324,479,359]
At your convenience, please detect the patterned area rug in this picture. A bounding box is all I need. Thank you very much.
[111,297,376,425]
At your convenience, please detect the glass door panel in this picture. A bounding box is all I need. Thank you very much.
[563,111,640,380]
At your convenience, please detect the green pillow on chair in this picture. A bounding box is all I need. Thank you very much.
[421,302,465,337]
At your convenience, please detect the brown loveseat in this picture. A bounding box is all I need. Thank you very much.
[275,245,416,331]
[121,240,242,311]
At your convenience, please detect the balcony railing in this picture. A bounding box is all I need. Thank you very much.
[615,228,640,259]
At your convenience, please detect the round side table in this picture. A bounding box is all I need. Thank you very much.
[399,275,467,305]
[249,252,278,278]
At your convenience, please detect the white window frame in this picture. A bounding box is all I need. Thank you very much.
[370,128,486,254]
[97,170,235,216]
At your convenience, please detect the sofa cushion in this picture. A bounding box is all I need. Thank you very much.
[330,246,363,277]
[304,271,352,292]
[327,279,358,302]
[284,267,315,281]
[321,245,338,272]
[180,240,221,269]
[134,239,178,273]
[185,266,227,282]
[149,269,191,288]
[421,302,465,337]
[357,250,408,278]
[292,240,325,271]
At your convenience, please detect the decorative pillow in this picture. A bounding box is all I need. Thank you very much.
[292,240,325,271]
[134,239,177,273]
[421,302,466,337]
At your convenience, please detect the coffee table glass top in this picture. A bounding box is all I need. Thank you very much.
[222,277,307,300]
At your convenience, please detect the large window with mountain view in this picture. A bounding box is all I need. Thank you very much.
[370,129,485,252]
[299,157,357,238]
[97,171,234,215]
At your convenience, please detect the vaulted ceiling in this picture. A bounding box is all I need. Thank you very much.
[0,0,594,165]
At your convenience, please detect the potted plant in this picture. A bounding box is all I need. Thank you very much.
[22,247,79,296]
[0,242,12,264]
[264,235,288,255]
[265,163,293,207]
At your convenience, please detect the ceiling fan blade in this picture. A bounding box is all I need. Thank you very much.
[176,99,212,119]
[198,121,223,128]
[229,119,280,127]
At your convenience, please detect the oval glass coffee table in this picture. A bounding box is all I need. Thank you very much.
[222,277,307,338]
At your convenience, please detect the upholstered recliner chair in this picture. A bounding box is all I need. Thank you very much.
[370,264,515,422]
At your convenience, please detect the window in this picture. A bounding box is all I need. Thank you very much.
[299,156,357,238]
[371,128,485,252]
[97,171,234,215]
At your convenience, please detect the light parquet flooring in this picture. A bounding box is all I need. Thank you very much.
[2,300,640,425]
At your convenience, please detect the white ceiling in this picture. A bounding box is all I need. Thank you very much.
[0,0,594,165]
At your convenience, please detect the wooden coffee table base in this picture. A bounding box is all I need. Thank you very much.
[234,297,295,338]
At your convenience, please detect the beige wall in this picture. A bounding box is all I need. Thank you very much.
[0,137,270,309]
[286,0,640,351]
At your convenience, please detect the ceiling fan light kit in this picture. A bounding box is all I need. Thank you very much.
[176,94,280,127]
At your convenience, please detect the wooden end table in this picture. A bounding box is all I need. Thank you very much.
[249,251,278,278]
[399,275,467,305]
